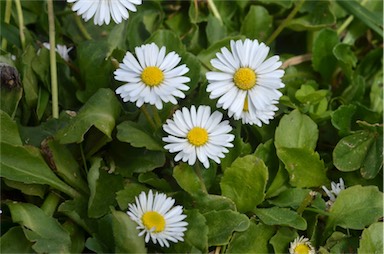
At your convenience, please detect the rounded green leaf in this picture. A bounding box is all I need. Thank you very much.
[0,226,33,253]
[240,5,273,41]
[358,222,383,254]
[270,227,298,254]
[203,210,250,246]
[227,221,275,253]
[333,130,375,172]
[327,185,383,230]
[254,207,307,230]
[173,163,206,197]
[0,110,22,145]
[277,147,328,188]
[275,109,319,150]
[221,155,268,213]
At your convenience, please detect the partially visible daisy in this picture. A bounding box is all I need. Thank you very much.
[162,105,234,168]
[127,190,188,248]
[114,43,190,109]
[67,0,142,26]
[42,43,73,62]
[322,178,345,205]
[206,39,285,126]
[289,236,316,254]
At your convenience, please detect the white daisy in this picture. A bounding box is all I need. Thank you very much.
[114,43,190,109]
[67,0,142,26]
[162,105,234,168]
[322,178,345,202]
[42,43,73,62]
[289,236,316,254]
[206,39,285,126]
[127,190,188,248]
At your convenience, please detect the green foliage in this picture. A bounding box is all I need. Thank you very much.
[1,0,382,253]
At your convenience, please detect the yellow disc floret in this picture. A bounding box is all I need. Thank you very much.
[142,211,166,232]
[294,244,311,254]
[141,66,164,87]
[233,67,257,90]
[187,127,209,146]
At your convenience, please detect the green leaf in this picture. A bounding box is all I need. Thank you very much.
[336,0,383,37]
[111,209,147,253]
[138,172,173,192]
[0,142,79,198]
[116,183,149,211]
[288,0,336,31]
[295,83,329,105]
[361,130,383,179]
[312,28,339,81]
[369,70,383,114]
[220,155,268,213]
[21,46,39,108]
[265,164,290,199]
[182,52,201,95]
[87,158,124,218]
[107,22,128,58]
[327,185,383,230]
[116,121,163,151]
[206,15,227,45]
[43,139,89,194]
[270,227,298,254]
[333,43,358,78]
[7,202,71,253]
[0,65,22,118]
[269,188,325,210]
[173,163,206,197]
[275,109,319,150]
[333,130,375,172]
[203,210,250,246]
[240,5,273,41]
[192,194,236,213]
[62,221,85,254]
[277,147,328,188]
[227,221,275,253]
[0,110,22,145]
[145,29,185,54]
[341,75,366,103]
[173,209,209,253]
[75,41,114,103]
[358,222,383,254]
[3,179,46,198]
[0,226,34,253]
[254,207,307,230]
[56,88,121,144]
[331,104,357,136]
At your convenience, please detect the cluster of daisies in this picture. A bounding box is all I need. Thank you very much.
[63,1,342,252]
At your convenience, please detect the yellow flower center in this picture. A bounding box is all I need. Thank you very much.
[243,96,249,112]
[294,244,311,254]
[142,211,166,233]
[187,127,209,146]
[141,66,164,87]
[233,67,257,90]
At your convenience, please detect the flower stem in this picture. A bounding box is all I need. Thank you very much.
[337,0,369,36]
[207,0,222,25]
[1,0,12,51]
[47,0,59,119]
[296,191,316,215]
[266,0,306,45]
[74,14,92,40]
[151,105,162,128]
[41,191,61,217]
[14,0,25,50]
[141,104,157,130]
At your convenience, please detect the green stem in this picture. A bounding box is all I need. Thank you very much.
[1,0,12,51]
[141,104,157,130]
[14,0,25,49]
[304,207,331,216]
[151,105,162,128]
[266,0,306,45]
[80,143,88,173]
[74,14,92,40]
[296,191,316,215]
[337,0,369,36]
[41,192,61,216]
[47,0,59,119]
[207,0,222,25]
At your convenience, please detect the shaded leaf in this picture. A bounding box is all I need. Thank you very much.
[116,183,149,211]
[173,163,206,197]
[331,104,357,136]
[0,110,22,145]
[270,227,298,254]
[240,5,273,41]
[0,226,34,253]
[358,222,383,254]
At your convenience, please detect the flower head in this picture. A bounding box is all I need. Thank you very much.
[127,190,188,248]
[206,39,285,126]
[322,178,345,202]
[67,0,142,26]
[163,105,234,168]
[43,43,73,62]
[114,43,190,109]
[289,236,316,254]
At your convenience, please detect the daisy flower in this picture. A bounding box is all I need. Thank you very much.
[114,43,190,109]
[322,178,345,204]
[127,190,188,248]
[67,0,142,26]
[206,39,285,126]
[289,236,316,254]
[162,105,234,168]
[42,43,73,62]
